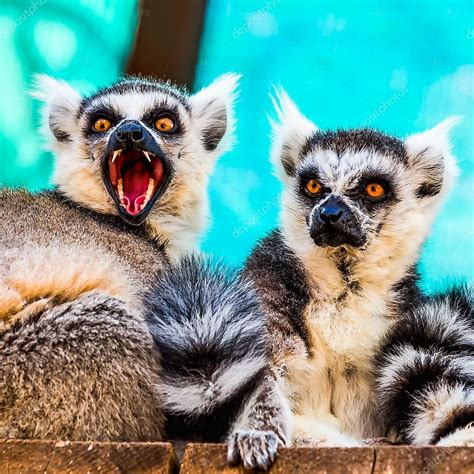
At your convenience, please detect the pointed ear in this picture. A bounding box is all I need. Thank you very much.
[31,74,82,145]
[189,73,241,154]
[405,117,461,201]
[270,89,318,181]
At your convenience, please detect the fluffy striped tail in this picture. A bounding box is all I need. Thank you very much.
[144,255,268,442]
[375,286,474,445]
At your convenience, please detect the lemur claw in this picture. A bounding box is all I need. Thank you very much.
[227,429,283,471]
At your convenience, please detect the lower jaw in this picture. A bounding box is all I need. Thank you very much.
[104,176,169,226]
[116,205,151,225]
[311,233,364,249]
[104,149,169,223]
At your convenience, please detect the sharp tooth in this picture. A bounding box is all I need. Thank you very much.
[112,149,122,163]
[143,151,152,163]
[145,178,155,200]
[117,179,124,201]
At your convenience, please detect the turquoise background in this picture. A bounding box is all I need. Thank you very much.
[0,0,472,290]
[0,0,138,189]
[196,0,474,291]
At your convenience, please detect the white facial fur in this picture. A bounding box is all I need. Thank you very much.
[32,73,241,257]
[271,90,459,274]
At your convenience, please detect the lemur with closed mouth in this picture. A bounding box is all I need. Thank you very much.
[244,91,473,447]
[0,75,290,470]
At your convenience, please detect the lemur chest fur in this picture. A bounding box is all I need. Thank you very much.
[285,286,393,439]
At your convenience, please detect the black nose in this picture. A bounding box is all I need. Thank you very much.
[116,121,144,143]
[310,195,365,247]
[319,199,343,224]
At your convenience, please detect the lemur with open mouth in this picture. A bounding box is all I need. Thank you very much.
[244,91,473,447]
[0,75,290,469]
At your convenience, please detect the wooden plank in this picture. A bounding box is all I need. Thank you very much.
[0,439,56,473]
[374,446,424,473]
[180,444,375,474]
[1,440,472,473]
[374,446,474,474]
[181,443,474,474]
[0,440,176,474]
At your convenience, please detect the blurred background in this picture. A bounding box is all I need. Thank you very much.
[0,0,472,291]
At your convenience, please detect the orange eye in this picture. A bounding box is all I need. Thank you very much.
[155,116,175,133]
[93,118,111,132]
[366,183,386,199]
[305,179,322,196]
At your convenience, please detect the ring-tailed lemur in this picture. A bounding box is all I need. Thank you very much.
[244,91,473,447]
[1,74,238,439]
[0,75,290,470]
[1,72,240,329]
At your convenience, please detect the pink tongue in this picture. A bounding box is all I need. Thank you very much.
[122,161,150,215]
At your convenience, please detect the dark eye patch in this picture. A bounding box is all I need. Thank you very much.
[341,170,393,198]
[141,103,183,136]
[296,166,330,205]
[82,105,123,137]
[346,172,398,215]
[358,175,393,198]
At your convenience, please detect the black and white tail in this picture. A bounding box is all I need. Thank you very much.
[145,255,268,442]
[375,286,474,445]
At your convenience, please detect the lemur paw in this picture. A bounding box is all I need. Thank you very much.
[437,423,474,447]
[227,429,284,471]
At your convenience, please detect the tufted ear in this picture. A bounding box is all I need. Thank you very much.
[404,117,461,203]
[189,73,241,155]
[31,74,82,146]
[270,89,318,182]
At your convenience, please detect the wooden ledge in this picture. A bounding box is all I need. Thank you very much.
[181,443,474,474]
[0,439,176,473]
[1,440,472,473]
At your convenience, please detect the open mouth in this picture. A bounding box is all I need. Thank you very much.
[107,149,165,217]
